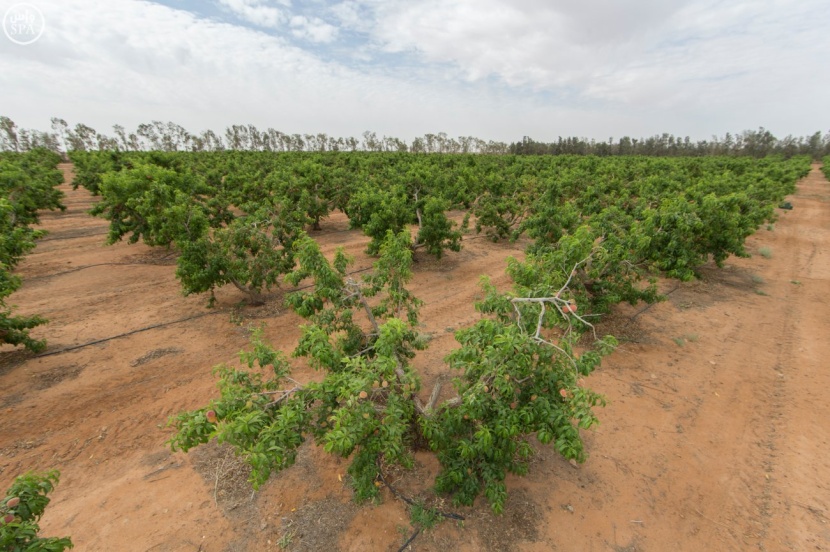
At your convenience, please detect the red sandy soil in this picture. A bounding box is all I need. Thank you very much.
[1,163,828,551]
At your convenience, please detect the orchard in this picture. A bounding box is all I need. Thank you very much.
[65,149,809,514]
[0,141,813,532]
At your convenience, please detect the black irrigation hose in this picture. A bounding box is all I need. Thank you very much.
[25,262,170,282]
[397,527,421,552]
[30,264,376,357]
[38,230,109,242]
[376,462,465,522]
[25,258,370,285]
[35,311,223,358]
[629,285,681,320]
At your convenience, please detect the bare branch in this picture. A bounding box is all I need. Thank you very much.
[260,386,301,408]
[345,278,380,334]
[426,380,444,412]
[505,251,603,368]
[413,396,428,417]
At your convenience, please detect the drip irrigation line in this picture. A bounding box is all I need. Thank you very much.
[310,226,364,237]
[35,311,223,358]
[25,262,172,282]
[378,461,463,552]
[30,264,375,357]
[376,461,465,522]
[397,528,421,552]
[25,253,373,284]
[630,285,680,320]
[460,233,504,243]
[39,230,109,242]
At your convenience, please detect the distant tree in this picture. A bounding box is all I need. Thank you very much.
[807,131,824,160]
[0,117,19,152]
[137,123,161,150]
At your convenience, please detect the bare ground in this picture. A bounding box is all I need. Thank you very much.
[1,163,828,551]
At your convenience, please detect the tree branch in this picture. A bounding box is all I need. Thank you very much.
[426,380,444,412]
[260,386,301,407]
[346,278,380,335]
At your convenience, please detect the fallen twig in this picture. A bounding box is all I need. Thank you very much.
[694,508,732,531]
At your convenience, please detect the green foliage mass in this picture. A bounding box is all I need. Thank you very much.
[171,232,427,502]
[89,162,219,247]
[176,202,308,305]
[171,229,616,513]
[72,150,807,516]
[0,470,73,551]
[0,149,65,351]
[81,151,809,284]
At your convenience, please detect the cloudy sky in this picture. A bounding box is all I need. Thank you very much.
[0,0,827,142]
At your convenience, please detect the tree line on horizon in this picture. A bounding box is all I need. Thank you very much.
[0,115,828,159]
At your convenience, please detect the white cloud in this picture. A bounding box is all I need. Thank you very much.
[0,0,828,141]
[329,0,375,33]
[216,0,286,29]
[0,0,514,138]
[290,15,338,43]
[352,0,681,89]
[333,0,830,134]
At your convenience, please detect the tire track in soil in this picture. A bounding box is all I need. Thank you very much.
[757,164,830,551]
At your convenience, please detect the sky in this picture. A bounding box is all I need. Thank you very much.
[0,0,827,143]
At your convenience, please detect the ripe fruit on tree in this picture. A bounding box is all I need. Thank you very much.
[6,496,19,508]
[206,410,218,424]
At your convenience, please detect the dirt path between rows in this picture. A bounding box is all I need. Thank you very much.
[1,163,828,551]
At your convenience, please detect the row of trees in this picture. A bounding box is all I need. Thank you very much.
[0,117,511,156]
[79,155,465,305]
[74,151,811,309]
[3,116,829,159]
[0,148,65,352]
[510,128,830,159]
[73,150,810,513]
